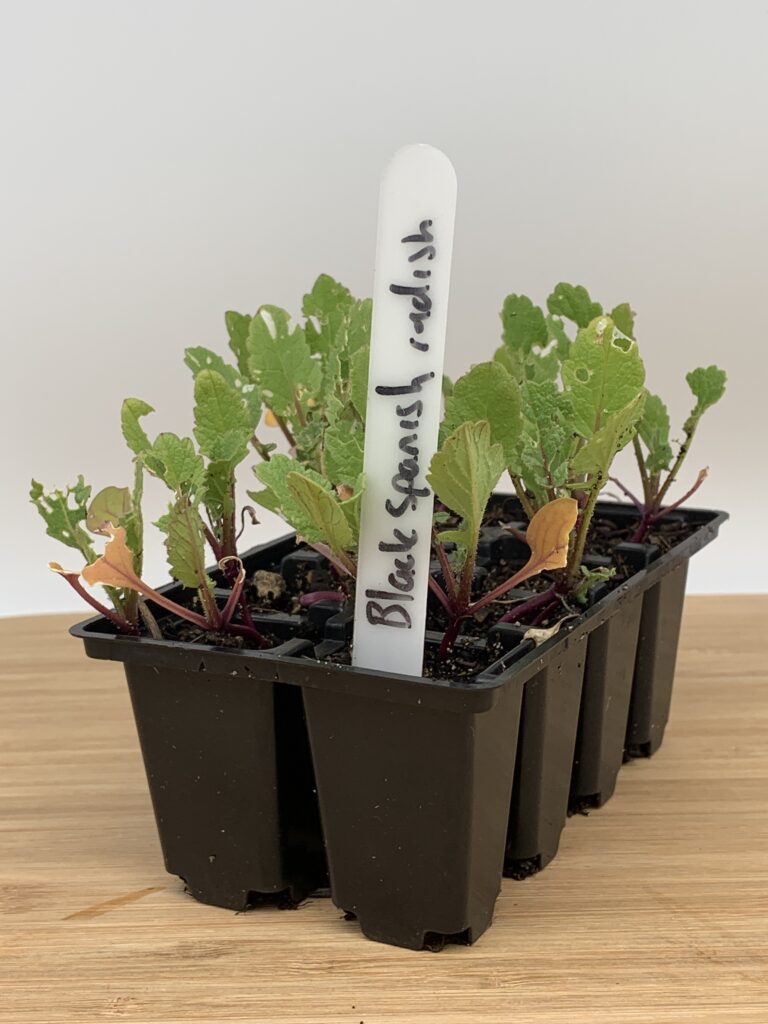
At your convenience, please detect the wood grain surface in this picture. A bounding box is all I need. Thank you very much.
[1,598,767,1024]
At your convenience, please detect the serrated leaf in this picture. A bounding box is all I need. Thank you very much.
[428,421,506,552]
[345,297,372,356]
[324,421,365,487]
[249,454,330,537]
[247,305,321,416]
[86,486,132,535]
[185,347,262,427]
[546,314,572,359]
[285,470,353,555]
[610,302,635,338]
[441,361,521,464]
[193,368,251,463]
[570,392,646,480]
[561,316,646,439]
[225,311,252,376]
[121,398,154,456]
[501,294,549,353]
[339,473,365,542]
[639,393,673,473]
[686,365,727,420]
[547,283,603,328]
[30,476,96,560]
[163,500,213,592]
[349,346,369,420]
[303,274,354,356]
[148,433,205,494]
[514,380,572,500]
[493,343,524,380]
[202,459,236,522]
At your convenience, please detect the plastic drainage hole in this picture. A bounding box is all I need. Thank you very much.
[568,793,600,817]
[422,928,472,953]
[198,660,206,673]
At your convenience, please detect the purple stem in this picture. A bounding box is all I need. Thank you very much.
[608,476,644,513]
[300,590,346,607]
[497,584,558,625]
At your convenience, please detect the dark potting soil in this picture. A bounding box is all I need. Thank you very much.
[139,499,699,674]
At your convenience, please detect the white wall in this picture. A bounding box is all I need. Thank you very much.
[3,0,766,616]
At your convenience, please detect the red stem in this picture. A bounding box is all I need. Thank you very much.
[497,584,558,624]
[59,574,138,635]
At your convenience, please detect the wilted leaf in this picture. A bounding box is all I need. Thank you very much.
[520,496,578,576]
[523,615,577,646]
[546,283,603,328]
[86,486,132,535]
[82,526,143,590]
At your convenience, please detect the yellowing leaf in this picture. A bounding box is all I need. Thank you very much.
[48,561,81,577]
[82,526,143,591]
[86,486,132,535]
[519,496,578,580]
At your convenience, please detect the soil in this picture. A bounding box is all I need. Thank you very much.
[135,498,702,676]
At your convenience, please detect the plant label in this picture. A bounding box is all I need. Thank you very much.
[352,144,457,676]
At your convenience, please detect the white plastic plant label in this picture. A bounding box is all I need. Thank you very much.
[352,144,457,677]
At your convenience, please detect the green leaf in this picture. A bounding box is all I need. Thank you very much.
[346,298,372,356]
[123,460,144,577]
[339,473,365,542]
[546,314,572,359]
[349,346,369,420]
[30,476,96,560]
[202,459,236,523]
[247,305,321,416]
[121,398,154,457]
[610,302,635,338]
[493,343,524,380]
[639,393,673,474]
[441,361,521,465]
[193,368,251,463]
[427,421,505,552]
[164,499,213,592]
[225,311,253,377]
[500,294,548,353]
[148,433,205,495]
[86,486,132,534]
[572,564,616,602]
[514,380,572,501]
[561,316,646,439]
[285,471,353,555]
[303,274,354,356]
[324,421,365,487]
[547,283,603,328]
[570,392,646,481]
[686,365,727,421]
[249,454,329,535]
[442,375,454,398]
[185,347,262,427]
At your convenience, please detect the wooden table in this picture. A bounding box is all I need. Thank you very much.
[1,598,767,1024]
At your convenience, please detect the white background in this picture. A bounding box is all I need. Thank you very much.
[3,0,766,616]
